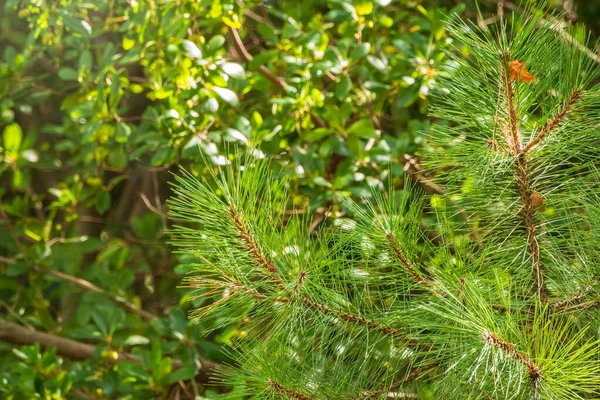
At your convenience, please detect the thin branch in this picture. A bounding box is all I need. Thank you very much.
[0,319,219,382]
[386,231,428,286]
[523,88,583,153]
[34,265,158,320]
[187,277,423,349]
[550,282,594,312]
[515,152,545,300]
[228,206,283,285]
[229,26,327,129]
[229,27,288,90]
[357,363,437,399]
[500,65,522,154]
[300,295,423,348]
[482,330,541,381]
[0,319,137,362]
[500,61,546,300]
[267,378,315,400]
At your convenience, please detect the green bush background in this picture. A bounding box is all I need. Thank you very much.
[0,0,596,398]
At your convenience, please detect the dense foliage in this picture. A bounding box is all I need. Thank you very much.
[170,5,600,398]
[0,0,465,398]
[1,0,598,399]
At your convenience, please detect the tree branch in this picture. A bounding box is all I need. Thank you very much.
[386,231,429,286]
[482,330,541,381]
[228,206,283,285]
[267,378,315,400]
[500,61,546,300]
[0,319,219,382]
[34,265,158,320]
[229,27,288,91]
[523,88,583,153]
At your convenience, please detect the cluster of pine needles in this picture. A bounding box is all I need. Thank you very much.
[169,3,600,399]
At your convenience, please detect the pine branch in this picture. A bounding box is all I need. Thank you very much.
[523,88,583,153]
[267,379,315,400]
[357,364,437,399]
[550,282,594,312]
[500,65,522,154]
[191,275,423,349]
[300,295,423,348]
[386,231,428,285]
[481,330,541,381]
[500,59,546,300]
[228,206,283,285]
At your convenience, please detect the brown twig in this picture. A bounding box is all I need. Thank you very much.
[386,232,428,285]
[550,282,594,312]
[0,319,219,382]
[482,330,541,382]
[0,319,138,362]
[500,62,546,301]
[267,379,315,400]
[229,27,288,90]
[228,206,283,285]
[34,265,158,320]
[523,88,583,153]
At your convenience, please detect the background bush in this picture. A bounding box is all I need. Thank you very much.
[0,0,596,398]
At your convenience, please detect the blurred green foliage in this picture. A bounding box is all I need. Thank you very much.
[4,0,576,398]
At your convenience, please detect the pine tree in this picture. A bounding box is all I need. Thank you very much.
[169,4,600,399]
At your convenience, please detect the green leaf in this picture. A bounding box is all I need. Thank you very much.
[96,191,111,215]
[7,262,32,277]
[150,341,162,371]
[109,74,122,110]
[165,367,197,385]
[347,133,362,158]
[115,122,131,143]
[351,43,371,60]
[355,0,373,15]
[206,35,225,53]
[251,111,263,129]
[2,123,22,153]
[396,81,421,107]
[220,62,246,79]
[335,75,352,100]
[151,147,173,166]
[107,148,128,170]
[224,128,248,144]
[257,23,277,43]
[181,40,202,59]
[58,68,78,81]
[212,86,239,106]
[304,128,332,142]
[124,335,150,346]
[367,55,387,72]
[313,177,332,188]
[61,15,92,36]
[345,118,377,138]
